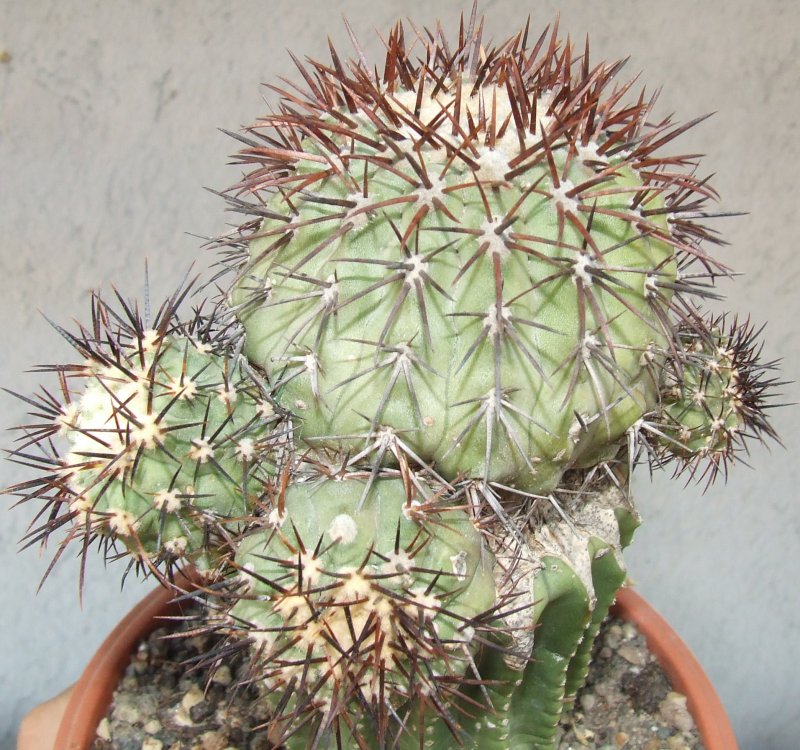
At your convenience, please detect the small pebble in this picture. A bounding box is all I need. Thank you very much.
[621,622,638,641]
[659,692,695,733]
[617,643,647,666]
[200,730,228,750]
[572,723,594,743]
[580,692,597,711]
[141,739,163,750]
[614,730,630,747]
[211,664,233,686]
[111,694,142,725]
[96,718,111,741]
[190,699,215,723]
[143,719,161,735]
[181,684,205,713]
[594,680,614,697]
[606,624,624,649]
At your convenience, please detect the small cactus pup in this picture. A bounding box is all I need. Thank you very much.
[646,313,780,482]
[6,284,282,578]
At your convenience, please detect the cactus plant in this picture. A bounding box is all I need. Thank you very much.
[6,7,783,750]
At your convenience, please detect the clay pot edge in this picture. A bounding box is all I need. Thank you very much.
[54,585,738,750]
[612,587,738,750]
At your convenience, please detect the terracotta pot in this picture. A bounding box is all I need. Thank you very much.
[51,585,738,750]
[612,587,739,750]
[53,581,189,750]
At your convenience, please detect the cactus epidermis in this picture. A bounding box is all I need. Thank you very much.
[226,30,712,497]
[225,475,496,746]
[11,291,279,570]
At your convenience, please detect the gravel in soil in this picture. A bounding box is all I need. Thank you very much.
[92,613,705,750]
[555,618,704,749]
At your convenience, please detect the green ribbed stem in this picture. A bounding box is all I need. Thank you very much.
[562,506,639,709]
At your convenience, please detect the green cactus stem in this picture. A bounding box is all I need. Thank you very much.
[222,473,497,748]
[6,287,280,575]
[410,466,636,750]
[652,314,781,481]
[220,14,731,500]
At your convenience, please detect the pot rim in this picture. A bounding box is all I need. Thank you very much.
[54,584,738,749]
[612,587,738,750]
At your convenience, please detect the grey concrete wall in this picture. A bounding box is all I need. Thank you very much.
[1,2,797,748]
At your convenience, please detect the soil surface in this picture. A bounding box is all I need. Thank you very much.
[91,612,705,750]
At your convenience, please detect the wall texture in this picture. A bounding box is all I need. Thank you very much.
[1,2,797,748]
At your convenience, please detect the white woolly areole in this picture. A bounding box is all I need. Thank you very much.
[153,490,181,513]
[401,499,424,521]
[573,253,596,286]
[387,82,555,158]
[345,193,374,228]
[321,274,339,308]
[192,338,212,355]
[216,383,238,404]
[235,438,256,461]
[55,403,79,435]
[485,302,511,336]
[382,549,415,577]
[581,332,601,361]
[299,551,324,584]
[131,412,164,449]
[550,179,579,214]
[480,217,510,259]
[409,588,440,617]
[415,175,447,207]
[268,506,287,529]
[256,401,274,419]
[167,376,197,400]
[327,513,358,544]
[404,254,428,286]
[140,329,162,353]
[164,536,188,557]
[576,140,607,165]
[108,509,137,536]
[476,145,512,182]
[189,438,214,463]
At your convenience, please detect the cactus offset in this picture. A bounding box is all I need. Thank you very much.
[6,8,784,750]
[7,287,281,576]
[224,475,496,748]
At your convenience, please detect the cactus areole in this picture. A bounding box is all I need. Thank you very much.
[6,8,781,750]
